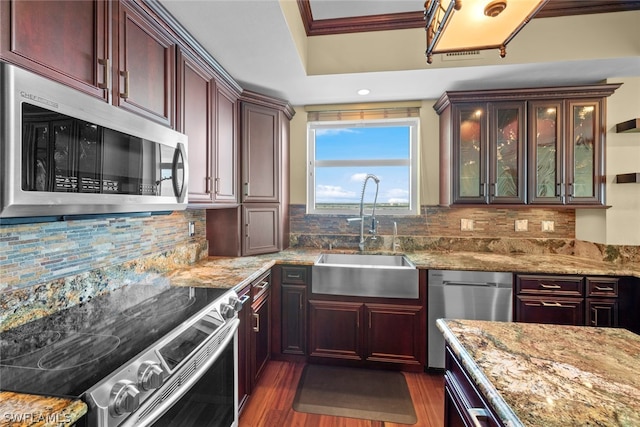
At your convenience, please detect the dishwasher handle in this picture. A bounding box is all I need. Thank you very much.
[443,281,504,288]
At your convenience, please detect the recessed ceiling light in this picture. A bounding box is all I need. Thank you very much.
[357,89,370,96]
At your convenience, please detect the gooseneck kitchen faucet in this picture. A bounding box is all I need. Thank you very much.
[347,174,380,251]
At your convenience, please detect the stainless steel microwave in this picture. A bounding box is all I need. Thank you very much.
[0,62,188,222]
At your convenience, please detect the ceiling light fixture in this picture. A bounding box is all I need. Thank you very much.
[424,0,549,64]
[357,89,370,96]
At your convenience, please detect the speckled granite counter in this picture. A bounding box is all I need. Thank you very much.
[438,319,640,427]
[4,248,640,423]
[0,392,87,426]
[165,248,640,290]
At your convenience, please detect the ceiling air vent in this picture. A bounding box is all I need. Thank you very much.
[441,50,484,61]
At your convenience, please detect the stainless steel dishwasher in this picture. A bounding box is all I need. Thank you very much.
[428,270,513,369]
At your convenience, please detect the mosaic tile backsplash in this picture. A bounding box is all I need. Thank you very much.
[288,204,640,263]
[1,210,206,291]
[1,210,207,331]
[289,204,576,249]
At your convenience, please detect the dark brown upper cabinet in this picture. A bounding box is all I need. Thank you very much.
[178,49,215,203]
[1,0,177,127]
[114,0,176,127]
[214,84,240,204]
[435,84,621,208]
[450,101,526,204]
[0,0,110,100]
[178,48,239,206]
[241,102,281,203]
[529,98,607,205]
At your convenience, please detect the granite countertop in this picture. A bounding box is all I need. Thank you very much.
[165,248,640,290]
[0,392,87,426]
[5,248,640,424]
[437,319,640,427]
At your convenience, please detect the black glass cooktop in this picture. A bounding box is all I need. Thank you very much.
[0,284,229,398]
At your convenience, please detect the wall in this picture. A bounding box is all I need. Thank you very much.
[576,77,640,245]
[0,210,207,330]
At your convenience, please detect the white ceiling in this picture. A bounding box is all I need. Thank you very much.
[157,0,640,106]
[308,0,422,19]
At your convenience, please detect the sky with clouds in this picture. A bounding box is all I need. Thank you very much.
[314,126,410,206]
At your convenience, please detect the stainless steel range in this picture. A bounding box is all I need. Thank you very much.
[0,283,243,427]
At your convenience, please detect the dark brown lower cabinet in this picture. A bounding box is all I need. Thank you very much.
[515,295,585,326]
[586,298,618,327]
[236,283,251,413]
[514,274,640,332]
[308,298,425,370]
[445,346,503,427]
[281,283,307,355]
[365,303,424,367]
[250,272,271,388]
[308,300,363,361]
[585,277,620,327]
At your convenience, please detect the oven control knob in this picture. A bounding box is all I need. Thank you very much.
[110,380,140,416]
[138,361,165,391]
[220,303,236,319]
[229,296,244,311]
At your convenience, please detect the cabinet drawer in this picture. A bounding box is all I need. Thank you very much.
[251,271,271,300]
[281,266,308,284]
[516,275,583,296]
[586,277,618,297]
[516,295,584,325]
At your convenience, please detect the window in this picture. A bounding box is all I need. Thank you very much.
[307,118,419,215]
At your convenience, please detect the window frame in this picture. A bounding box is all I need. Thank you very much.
[306,117,419,216]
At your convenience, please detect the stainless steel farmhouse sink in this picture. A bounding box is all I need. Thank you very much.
[312,253,419,299]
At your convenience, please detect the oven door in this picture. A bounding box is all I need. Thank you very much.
[124,319,239,427]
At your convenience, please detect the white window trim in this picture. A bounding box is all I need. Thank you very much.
[306,117,419,216]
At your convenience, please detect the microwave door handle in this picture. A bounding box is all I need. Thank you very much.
[172,142,188,203]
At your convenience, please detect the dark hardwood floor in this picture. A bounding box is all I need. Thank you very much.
[239,361,445,426]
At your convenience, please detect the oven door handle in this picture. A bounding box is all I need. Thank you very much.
[122,318,239,427]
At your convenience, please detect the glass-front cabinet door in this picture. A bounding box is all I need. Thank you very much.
[452,102,525,204]
[529,101,563,204]
[436,84,618,208]
[453,104,486,204]
[566,100,603,205]
[489,102,525,204]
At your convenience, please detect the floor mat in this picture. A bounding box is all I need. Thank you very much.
[292,364,417,424]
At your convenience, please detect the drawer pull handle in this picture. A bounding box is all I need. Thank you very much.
[468,408,489,427]
[594,286,614,292]
[252,313,260,332]
[541,301,570,308]
[540,283,561,289]
[287,273,301,279]
[239,295,250,304]
[254,281,269,290]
